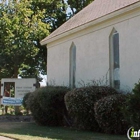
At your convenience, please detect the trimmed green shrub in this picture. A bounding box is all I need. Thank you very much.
[94,94,128,134]
[133,80,140,95]
[22,92,31,110]
[27,86,69,126]
[64,86,118,131]
[123,81,140,129]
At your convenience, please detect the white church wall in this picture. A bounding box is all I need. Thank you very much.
[47,8,140,91]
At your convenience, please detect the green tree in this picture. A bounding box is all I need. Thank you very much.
[67,0,93,15]
[31,0,67,32]
[0,0,94,81]
[0,0,49,80]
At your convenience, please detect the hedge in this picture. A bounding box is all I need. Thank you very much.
[64,86,118,131]
[94,94,128,134]
[27,86,69,126]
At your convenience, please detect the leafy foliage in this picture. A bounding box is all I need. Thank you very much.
[123,81,140,129]
[0,0,49,79]
[64,86,118,131]
[132,80,140,95]
[22,92,31,110]
[27,86,69,126]
[67,0,93,15]
[94,94,128,134]
[0,0,93,80]
[31,0,67,32]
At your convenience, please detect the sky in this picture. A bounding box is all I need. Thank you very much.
[0,0,8,4]
[40,75,47,87]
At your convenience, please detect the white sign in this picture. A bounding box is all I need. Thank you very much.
[0,78,36,106]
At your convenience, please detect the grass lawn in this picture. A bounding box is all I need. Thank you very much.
[0,122,128,140]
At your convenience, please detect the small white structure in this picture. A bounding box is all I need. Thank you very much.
[0,78,36,105]
[41,0,140,91]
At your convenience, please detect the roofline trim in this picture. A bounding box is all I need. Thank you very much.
[40,1,140,46]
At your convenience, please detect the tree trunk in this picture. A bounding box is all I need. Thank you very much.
[13,66,20,115]
[13,66,19,78]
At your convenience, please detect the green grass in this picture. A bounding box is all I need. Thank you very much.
[0,122,128,140]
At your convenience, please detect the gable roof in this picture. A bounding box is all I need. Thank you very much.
[41,0,140,45]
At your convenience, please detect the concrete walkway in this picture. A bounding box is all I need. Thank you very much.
[0,136,15,140]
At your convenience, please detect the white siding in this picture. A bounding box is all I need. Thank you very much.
[47,9,140,91]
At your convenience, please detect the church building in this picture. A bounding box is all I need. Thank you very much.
[41,0,140,91]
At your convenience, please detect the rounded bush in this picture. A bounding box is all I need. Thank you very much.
[94,94,128,134]
[22,92,31,110]
[124,81,140,129]
[133,80,140,95]
[64,86,118,131]
[27,86,69,126]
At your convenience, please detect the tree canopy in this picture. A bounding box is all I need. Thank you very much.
[0,0,93,82]
[67,0,93,15]
[0,0,49,80]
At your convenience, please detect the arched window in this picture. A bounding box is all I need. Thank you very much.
[109,29,120,89]
[69,43,76,89]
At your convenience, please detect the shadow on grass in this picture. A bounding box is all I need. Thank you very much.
[0,122,128,140]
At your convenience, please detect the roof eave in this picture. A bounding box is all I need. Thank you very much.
[40,1,140,46]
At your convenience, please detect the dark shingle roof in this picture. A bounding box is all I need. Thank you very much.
[41,0,139,45]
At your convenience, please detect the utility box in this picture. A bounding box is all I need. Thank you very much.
[0,78,36,106]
